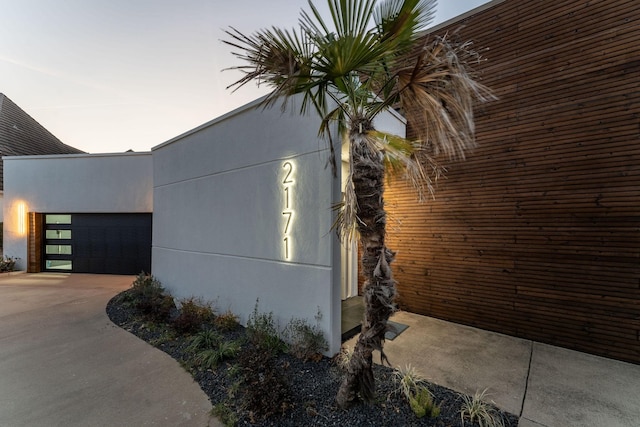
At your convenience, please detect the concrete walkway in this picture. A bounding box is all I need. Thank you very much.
[347,311,640,427]
[0,273,218,427]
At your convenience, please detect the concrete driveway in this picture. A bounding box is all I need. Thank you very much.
[0,273,215,427]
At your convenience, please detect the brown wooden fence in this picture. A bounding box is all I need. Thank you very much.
[385,0,640,364]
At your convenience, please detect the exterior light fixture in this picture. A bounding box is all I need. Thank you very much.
[17,202,26,235]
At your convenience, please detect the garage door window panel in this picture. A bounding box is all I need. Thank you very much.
[44,214,73,272]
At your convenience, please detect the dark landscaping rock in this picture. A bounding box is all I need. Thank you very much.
[107,291,519,427]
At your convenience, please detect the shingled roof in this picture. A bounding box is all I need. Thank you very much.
[0,93,84,190]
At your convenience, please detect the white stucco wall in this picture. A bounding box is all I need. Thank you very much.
[3,152,153,270]
[373,108,406,140]
[152,94,406,355]
[153,97,344,354]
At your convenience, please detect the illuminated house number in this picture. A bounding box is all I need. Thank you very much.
[282,161,294,259]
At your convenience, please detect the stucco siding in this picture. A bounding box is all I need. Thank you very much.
[3,152,153,270]
[152,98,342,354]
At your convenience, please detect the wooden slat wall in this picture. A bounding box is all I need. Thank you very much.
[386,0,640,363]
[27,212,42,273]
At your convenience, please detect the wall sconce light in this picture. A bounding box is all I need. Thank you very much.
[17,202,26,236]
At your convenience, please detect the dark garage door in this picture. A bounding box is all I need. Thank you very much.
[44,213,152,275]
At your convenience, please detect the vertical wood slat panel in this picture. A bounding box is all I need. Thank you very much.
[27,212,42,273]
[386,0,640,364]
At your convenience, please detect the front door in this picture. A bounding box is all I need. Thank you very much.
[43,214,73,271]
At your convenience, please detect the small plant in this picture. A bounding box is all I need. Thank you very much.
[236,346,291,421]
[393,364,429,401]
[282,308,328,361]
[187,329,241,369]
[0,255,19,272]
[227,378,241,399]
[409,387,441,418]
[173,297,215,333]
[246,299,286,354]
[129,272,175,322]
[194,340,241,369]
[187,328,222,352]
[149,329,176,347]
[393,365,440,418]
[227,363,241,379]
[215,309,240,331]
[334,345,354,372]
[460,389,505,427]
[211,402,238,427]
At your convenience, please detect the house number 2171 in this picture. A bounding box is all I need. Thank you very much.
[282,161,295,260]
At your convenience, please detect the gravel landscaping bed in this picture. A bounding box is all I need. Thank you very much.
[107,290,518,427]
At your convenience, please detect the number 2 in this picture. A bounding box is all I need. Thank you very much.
[283,161,293,184]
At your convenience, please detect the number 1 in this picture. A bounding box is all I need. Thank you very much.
[284,236,290,259]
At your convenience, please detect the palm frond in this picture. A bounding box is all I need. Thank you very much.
[318,104,348,144]
[223,26,308,91]
[318,104,349,174]
[332,177,359,243]
[223,1,495,205]
[331,127,364,244]
[326,0,377,37]
[374,0,437,43]
[395,34,496,160]
[223,24,333,123]
[371,130,443,201]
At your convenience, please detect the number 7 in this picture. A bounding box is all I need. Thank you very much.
[282,211,293,234]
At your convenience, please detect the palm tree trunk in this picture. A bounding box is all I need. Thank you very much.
[336,118,396,409]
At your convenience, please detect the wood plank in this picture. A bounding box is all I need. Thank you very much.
[387,0,640,364]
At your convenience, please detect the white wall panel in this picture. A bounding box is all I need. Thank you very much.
[153,97,343,354]
[3,152,153,269]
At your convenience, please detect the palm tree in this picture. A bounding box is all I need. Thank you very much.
[223,0,494,408]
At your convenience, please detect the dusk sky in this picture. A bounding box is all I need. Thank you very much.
[0,0,492,153]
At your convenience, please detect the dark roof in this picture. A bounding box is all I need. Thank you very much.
[0,93,84,190]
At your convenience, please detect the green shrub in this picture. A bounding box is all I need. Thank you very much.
[173,297,215,333]
[409,387,440,418]
[187,329,222,352]
[282,309,328,361]
[187,329,241,369]
[393,364,441,419]
[194,341,241,369]
[129,272,175,322]
[246,300,286,354]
